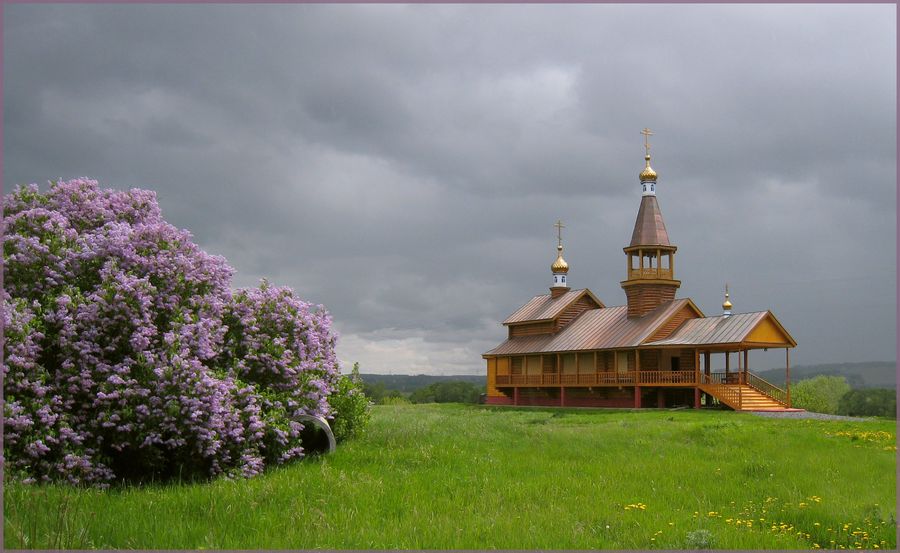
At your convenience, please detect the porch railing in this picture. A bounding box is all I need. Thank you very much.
[495,370,695,386]
[639,370,696,384]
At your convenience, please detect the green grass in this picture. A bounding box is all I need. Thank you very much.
[4,405,896,549]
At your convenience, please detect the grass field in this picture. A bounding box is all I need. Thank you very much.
[4,404,897,549]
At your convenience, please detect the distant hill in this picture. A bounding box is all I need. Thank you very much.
[756,361,896,389]
[358,374,484,394]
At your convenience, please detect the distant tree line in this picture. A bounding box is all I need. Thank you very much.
[791,376,895,418]
[360,378,484,405]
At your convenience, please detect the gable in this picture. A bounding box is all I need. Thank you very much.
[503,288,605,326]
[745,313,797,346]
[645,301,703,343]
[556,293,604,330]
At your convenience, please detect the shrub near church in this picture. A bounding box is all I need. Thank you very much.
[3,179,366,486]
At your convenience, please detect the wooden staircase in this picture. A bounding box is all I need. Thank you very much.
[699,372,801,412]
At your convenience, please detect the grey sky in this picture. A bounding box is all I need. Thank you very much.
[4,4,896,374]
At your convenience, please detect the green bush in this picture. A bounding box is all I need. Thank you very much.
[791,375,851,414]
[837,388,896,419]
[360,380,407,404]
[328,363,372,442]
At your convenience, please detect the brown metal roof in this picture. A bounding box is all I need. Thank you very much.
[629,195,670,247]
[502,288,596,325]
[486,298,693,356]
[643,312,768,347]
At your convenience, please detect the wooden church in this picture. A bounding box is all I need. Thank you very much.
[483,130,798,411]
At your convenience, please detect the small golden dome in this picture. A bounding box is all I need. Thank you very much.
[551,245,569,273]
[723,287,733,311]
[639,154,657,182]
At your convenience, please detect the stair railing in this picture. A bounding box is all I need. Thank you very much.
[746,372,788,406]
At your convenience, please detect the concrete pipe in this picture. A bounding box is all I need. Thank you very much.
[297,414,336,455]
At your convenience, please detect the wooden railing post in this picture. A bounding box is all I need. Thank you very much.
[786,348,791,408]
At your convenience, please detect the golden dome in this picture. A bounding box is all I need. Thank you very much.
[723,286,733,311]
[551,245,569,273]
[639,154,657,182]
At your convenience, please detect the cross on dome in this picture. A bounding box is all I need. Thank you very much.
[554,219,565,248]
[641,127,654,155]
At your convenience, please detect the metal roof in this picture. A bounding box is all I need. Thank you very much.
[486,298,693,356]
[502,288,591,325]
[630,195,670,247]
[643,311,768,347]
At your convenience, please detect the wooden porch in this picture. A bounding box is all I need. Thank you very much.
[492,369,792,411]
[495,370,697,387]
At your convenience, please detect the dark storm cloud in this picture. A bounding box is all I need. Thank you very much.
[4,4,895,373]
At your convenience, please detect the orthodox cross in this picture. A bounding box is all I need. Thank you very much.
[554,219,565,247]
[640,127,655,156]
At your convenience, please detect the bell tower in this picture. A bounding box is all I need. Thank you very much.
[621,128,681,317]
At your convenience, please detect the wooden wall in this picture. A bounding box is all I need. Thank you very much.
[509,321,555,338]
[623,282,678,318]
[639,349,660,371]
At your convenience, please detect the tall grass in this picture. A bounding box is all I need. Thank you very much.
[5,405,896,549]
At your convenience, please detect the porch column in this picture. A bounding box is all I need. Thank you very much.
[744,350,749,380]
[786,348,791,407]
[557,353,561,385]
[694,349,700,385]
[694,387,701,409]
[634,386,641,408]
[634,349,641,384]
[704,351,711,377]
[738,349,743,384]
[560,386,566,407]
[513,387,520,406]
[725,352,731,380]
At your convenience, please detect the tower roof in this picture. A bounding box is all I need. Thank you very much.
[629,195,670,247]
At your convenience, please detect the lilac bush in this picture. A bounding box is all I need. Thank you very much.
[2,178,347,485]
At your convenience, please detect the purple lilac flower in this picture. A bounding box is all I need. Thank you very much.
[3,179,341,484]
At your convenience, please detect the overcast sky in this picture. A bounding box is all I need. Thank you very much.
[4,4,896,374]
